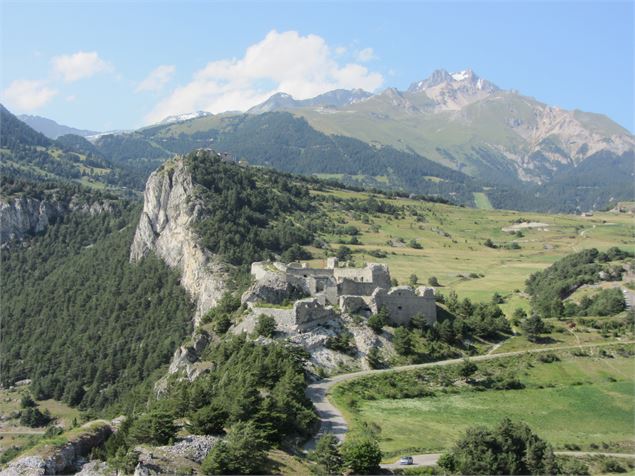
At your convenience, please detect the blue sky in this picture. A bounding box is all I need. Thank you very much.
[1,1,633,131]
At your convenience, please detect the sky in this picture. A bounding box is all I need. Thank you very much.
[1,1,633,132]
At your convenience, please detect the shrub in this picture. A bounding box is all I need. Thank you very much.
[325,331,356,354]
[393,328,414,356]
[409,239,423,249]
[521,314,548,342]
[336,245,353,261]
[458,359,478,382]
[491,292,504,304]
[483,238,496,248]
[20,394,36,409]
[188,403,228,435]
[19,406,52,427]
[366,347,384,369]
[201,421,269,475]
[280,244,312,263]
[538,353,560,363]
[255,314,277,338]
[559,457,590,475]
[313,433,343,474]
[367,314,385,334]
[367,249,387,258]
[438,418,557,475]
[341,436,382,474]
[601,458,626,473]
[428,276,440,286]
[128,410,177,445]
[213,314,232,335]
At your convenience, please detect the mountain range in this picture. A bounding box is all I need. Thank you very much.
[18,114,100,139]
[248,68,634,186]
[5,68,634,213]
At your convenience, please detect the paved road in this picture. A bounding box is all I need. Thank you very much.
[379,452,635,469]
[304,339,634,451]
[381,453,442,469]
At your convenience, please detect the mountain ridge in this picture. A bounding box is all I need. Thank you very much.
[17,114,99,139]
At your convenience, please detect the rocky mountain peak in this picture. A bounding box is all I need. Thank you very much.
[408,68,499,94]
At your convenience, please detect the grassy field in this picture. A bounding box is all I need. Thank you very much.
[309,187,634,306]
[332,345,635,458]
[0,386,81,460]
[473,192,493,209]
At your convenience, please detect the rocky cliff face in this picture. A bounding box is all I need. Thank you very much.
[130,157,228,325]
[0,196,111,244]
[2,422,112,475]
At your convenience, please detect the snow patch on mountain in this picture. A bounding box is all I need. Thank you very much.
[159,111,212,125]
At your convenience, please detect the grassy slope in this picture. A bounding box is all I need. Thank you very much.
[473,192,494,209]
[0,386,81,459]
[333,347,634,457]
[311,187,633,307]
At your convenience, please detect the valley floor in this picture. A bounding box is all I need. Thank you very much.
[327,342,635,461]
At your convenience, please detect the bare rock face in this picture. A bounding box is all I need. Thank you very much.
[241,272,300,305]
[130,158,228,324]
[0,196,112,244]
[1,423,112,476]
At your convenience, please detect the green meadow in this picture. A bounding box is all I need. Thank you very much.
[309,187,634,306]
[332,346,635,458]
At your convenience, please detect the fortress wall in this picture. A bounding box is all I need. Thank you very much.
[333,267,374,282]
[373,287,437,326]
[338,279,381,296]
[294,298,336,330]
[339,295,373,314]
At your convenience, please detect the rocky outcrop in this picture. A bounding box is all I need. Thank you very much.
[130,156,229,324]
[1,422,112,476]
[133,435,219,475]
[0,196,112,244]
[241,271,299,305]
[166,331,213,380]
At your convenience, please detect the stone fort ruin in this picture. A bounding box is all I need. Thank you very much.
[241,257,436,330]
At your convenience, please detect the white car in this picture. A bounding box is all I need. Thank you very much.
[399,456,414,465]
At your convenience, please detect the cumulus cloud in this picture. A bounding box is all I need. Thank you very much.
[135,65,176,92]
[356,47,376,62]
[145,30,383,124]
[2,79,57,111]
[52,51,111,82]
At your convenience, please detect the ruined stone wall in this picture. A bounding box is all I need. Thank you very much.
[333,263,391,288]
[287,267,334,279]
[339,295,373,315]
[294,298,336,330]
[372,286,436,326]
[338,279,381,296]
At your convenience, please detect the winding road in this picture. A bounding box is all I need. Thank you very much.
[379,452,635,469]
[304,339,635,452]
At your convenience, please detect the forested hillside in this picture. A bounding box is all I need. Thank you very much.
[0,105,147,191]
[0,201,193,410]
[103,112,478,204]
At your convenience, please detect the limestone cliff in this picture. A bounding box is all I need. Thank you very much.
[129,156,229,324]
[2,422,112,475]
[0,195,111,244]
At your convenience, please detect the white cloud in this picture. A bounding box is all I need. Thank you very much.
[135,65,176,92]
[356,47,376,63]
[2,79,57,111]
[66,95,76,102]
[51,51,111,82]
[145,30,383,124]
